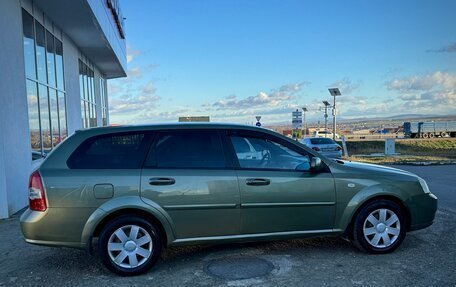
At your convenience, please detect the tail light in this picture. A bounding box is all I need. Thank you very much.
[312,147,321,151]
[28,171,47,211]
[335,146,342,151]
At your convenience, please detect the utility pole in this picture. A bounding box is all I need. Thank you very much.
[322,100,331,138]
[328,88,342,141]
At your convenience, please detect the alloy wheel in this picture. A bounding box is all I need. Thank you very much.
[363,208,401,248]
[107,225,153,269]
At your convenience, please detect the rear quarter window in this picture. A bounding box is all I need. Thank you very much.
[67,132,151,169]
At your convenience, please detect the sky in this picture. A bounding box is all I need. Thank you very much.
[108,0,456,125]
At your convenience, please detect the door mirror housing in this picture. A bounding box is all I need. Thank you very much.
[310,157,322,170]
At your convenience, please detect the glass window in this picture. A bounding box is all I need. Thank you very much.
[22,9,67,159]
[35,22,47,83]
[100,78,108,126]
[310,138,336,145]
[79,60,97,128]
[147,131,226,169]
[22,10,36,79]
[230,136,310,171]
[26,80,40,151]
[55,39,64,89]
[67,133,150,169]
[58,91,67,141]
[38,84,51,151]
[46,30,56,87]
[49,89,59,147]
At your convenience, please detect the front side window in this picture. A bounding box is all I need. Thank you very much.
[67,132,150,169]
[230,135,310,171]
[146,131,226,169]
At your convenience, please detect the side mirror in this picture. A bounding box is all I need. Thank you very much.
[310,157,322,170]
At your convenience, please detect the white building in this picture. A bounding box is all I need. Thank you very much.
[0,0,127,218]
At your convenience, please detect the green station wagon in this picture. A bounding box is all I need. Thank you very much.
[21,123,437,276]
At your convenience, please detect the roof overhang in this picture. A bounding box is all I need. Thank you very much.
[34,0,127,78]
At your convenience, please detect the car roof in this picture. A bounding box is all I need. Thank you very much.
[75,122,276,136]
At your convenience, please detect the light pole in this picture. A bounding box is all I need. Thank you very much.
[322,100,331,138]
[328,88,342,141]
[302,107,308,138]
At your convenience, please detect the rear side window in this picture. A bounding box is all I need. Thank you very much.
[67,132,151,169]
[145,130,226,169]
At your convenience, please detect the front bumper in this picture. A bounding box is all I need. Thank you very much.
[408,193,438,231]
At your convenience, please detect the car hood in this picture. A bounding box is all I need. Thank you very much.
[333,160,417,177]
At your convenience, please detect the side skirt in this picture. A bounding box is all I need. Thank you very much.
[169,229,344,246]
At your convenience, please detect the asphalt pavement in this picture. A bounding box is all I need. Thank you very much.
[0,165,455,286]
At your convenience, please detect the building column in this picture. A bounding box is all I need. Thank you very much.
[0,0,33,218]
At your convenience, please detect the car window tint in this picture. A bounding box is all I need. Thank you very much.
[147,131,226,168]
[67,132,150,169]
[230,136,310,171]
[310,138,335,145]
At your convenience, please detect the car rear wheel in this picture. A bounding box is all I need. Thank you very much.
[352,199,406,254]
[98,215,162,276]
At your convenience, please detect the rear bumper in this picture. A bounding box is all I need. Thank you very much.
[20,208,88,250]
[408,193,438,231]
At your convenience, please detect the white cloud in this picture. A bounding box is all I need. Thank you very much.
[328,77,361,95]
[126,44,141,64]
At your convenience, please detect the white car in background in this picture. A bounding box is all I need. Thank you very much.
[300,137,342,159]
[312,130,340,139]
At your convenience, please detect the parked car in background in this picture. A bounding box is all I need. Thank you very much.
[301,137,342,158]
[312,130,340,139]
[21,123,437,276]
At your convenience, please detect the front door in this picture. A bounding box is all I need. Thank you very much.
[140,130,240,239]
[227,132,336,234]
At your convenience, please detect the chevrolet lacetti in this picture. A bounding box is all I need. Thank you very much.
[21,123,437,276]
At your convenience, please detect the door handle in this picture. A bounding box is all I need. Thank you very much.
[246,178,271,186]
[149,177,176,186]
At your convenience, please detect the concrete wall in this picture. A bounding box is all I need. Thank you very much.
[0,0,33,217]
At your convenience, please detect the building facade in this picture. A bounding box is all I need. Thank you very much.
[0,0,127,218]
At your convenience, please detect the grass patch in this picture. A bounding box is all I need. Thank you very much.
[342,138,456,165]
[343,139,456,158]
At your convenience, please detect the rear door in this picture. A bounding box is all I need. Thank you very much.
[226,131,336,234]
[140,130,240,239]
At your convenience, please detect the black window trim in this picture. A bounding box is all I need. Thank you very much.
[142,129,234,170]
[225,129,329,173]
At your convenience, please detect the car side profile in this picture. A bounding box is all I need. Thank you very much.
[21,123,437,276]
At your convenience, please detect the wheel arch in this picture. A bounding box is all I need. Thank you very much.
[342,195,412,238]
[81,196,175,253]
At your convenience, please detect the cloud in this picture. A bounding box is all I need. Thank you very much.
[426,42,456,53]
[212,82,307,110]
[385,71,456,113]
[328,77,361,95]
[126,44,141,63]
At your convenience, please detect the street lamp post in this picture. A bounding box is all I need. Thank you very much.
[302,107,308,138]
[328,88,342,141]
[322,100,331,138]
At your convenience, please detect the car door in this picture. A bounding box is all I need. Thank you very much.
[226,131,336,234]
[140,129,240,239]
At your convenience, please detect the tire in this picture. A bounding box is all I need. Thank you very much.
[429,133,435,138]
[422,133,429,138]
[98,215,163,276]
[352,199,406,254]
[440,132,448,138]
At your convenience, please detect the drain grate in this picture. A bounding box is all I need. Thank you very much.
[204,257,274,280]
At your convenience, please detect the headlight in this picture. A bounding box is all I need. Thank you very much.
[418,177,431,194]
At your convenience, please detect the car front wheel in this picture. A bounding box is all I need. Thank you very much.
[352,199,406,254]
[98,215,162,276]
